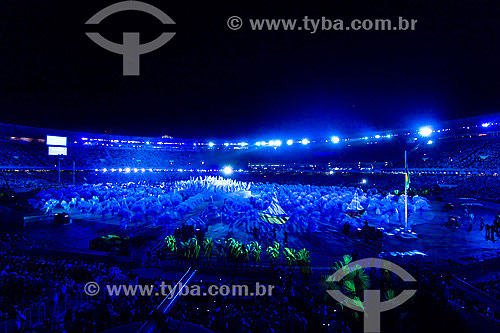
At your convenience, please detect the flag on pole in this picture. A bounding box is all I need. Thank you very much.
[259,213,289,225]
[260,196,289,224]
[405,151,410,189]
[263,196,287,216]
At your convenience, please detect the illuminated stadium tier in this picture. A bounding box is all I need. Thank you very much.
[1,113,500,173]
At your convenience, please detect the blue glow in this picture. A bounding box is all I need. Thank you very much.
[124,167,131,173]
[224,143,229,146]
[331,136,340,144]
[255,142,261,146]
[286,139,294,146]
[482,122,491,128]
[222,166,233,175]
[301,138,310,145]
[361,179,367,184]
[269,140,282,147]
[208,142,215,147]
[375,135,381,139]
[418,126,433,137]
[427,140,433,145]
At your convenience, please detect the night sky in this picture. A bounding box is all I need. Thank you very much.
[0,0,499,139]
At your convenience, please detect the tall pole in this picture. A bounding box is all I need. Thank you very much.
[405,150,408,231]
[58,159,61,184]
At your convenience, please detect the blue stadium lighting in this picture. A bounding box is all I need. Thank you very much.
[375,135,381,139]
[224,143,229,146]
[102,168,107,172]
[427,140,434,145]
[133,168,138,173]
[208,142,215,147]
[331,136,340,144]
[222,166,233,175]
[301,139,310,145]
[269,140,282,147]
[118,168,123,172]
[361,179,367,184]
[386,134,392,138]
[255,141,261,146]
[141,168,145,172]
[286,139,294,146]
[124,167,131,173]
[482,122,491,128]
[418,126,433,137]
[239,142,248,146]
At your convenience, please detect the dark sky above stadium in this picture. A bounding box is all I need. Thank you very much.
[0,1,499,139]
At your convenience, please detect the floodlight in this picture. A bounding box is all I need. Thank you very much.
[222,166,233,175]
[418,126,433,137]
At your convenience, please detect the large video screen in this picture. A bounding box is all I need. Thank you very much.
[48,146,67,156]
[46,135,67,146]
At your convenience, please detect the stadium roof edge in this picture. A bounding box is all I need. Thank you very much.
[1,112,500,143]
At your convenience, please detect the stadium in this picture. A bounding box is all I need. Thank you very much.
[2,114,500,332]
[2,1,500,333]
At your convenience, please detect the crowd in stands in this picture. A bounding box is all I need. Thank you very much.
[2,134,500,203]
[474,274,500,303]
[1,232,488,332]
[0,235,152,332]
[408,138,500,171]
[0,140,205,170]
[3,135,500,171]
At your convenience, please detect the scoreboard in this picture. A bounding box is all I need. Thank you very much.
[46,135,67,156]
